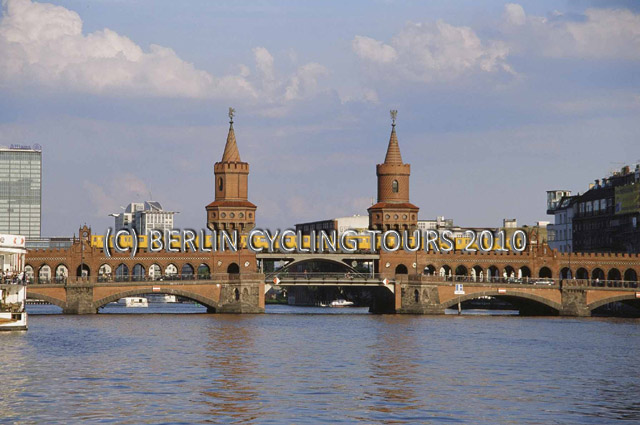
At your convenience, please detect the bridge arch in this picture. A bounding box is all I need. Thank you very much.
[132,264,145,281]
[504,266,516,279]
[149,264,161,280]
[93,288,218,312]
[607,268,621,281]
[455,265,468,276]
[77,264,90,278]
[115,264,129,280]
[24,265,35,281]
[439,265,452,277]
[592,268,604,280]
[165,264,178,276]
[38,264,51,283]
[278,258,358,274]
[487,265,500,280]
[538,267,552,278]
[472,265,484,282]
[181,263,195,277]
[98,264,112,281]
[53,263,69,283]
[519,266,531,278]
[440,290,561,315]
[588,294,640,312]
[576,267,588,279]
[198,263,211,279]
[26,291,67,310]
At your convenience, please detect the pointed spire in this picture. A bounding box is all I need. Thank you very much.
[384,109,403,164]
[221,107,241,162]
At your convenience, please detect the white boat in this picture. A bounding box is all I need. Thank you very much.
[146,294,177,303]
[123,297,148,307]
[0,233,28,331]
[329,299,354,307]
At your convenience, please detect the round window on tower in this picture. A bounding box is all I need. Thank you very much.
[230,212,235,218]
[239,212,244,218]
[394,214,399,219]
[403,214,407,219]
[392,180,399,193]
[385,214,390,219]
[221,212,226,218]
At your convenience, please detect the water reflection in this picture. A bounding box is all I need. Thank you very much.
[201,316,262,424]
[3,308,640,424]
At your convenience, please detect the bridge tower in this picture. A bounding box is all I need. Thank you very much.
[205,108,264,313]
[206,108,257,234]
[368,110,419,232]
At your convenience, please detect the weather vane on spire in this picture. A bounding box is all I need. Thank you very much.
[390,109,398,126]
[228,107,236,124]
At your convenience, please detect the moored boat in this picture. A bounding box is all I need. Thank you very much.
[122,297,149,307]
[329,299,354,307]
[0,234,28,331]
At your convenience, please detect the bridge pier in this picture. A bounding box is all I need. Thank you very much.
[396,283,445,314]
[560,288,591,317]
[216,278,265,314]
[63,285,96,314]
[393,276,446,314]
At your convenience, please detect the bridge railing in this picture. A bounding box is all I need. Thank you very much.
[562,278,639,289]
[26,273,235,285]
[416,275,560,285]
[268,272,381,282]
[417,275,639,289]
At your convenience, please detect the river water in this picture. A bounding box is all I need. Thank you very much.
[1,304,640,424]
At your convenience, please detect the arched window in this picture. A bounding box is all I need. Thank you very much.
[395,264,408,275]
[539,267,552,278]
[392,180,399,193]
[218,177,223,191]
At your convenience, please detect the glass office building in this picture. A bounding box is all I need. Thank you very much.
[0,146,42,238]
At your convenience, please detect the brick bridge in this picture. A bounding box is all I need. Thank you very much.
[24,270,640,316]
[23,227,640,315]
[26,274,265,314]
[23,117,640,316]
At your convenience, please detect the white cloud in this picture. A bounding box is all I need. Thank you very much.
[503,4,640,60]
[284,63,329,101]
[0,0,329,103]
[352,20,513,82]
[504,3,526,26]
[352,36,398,63]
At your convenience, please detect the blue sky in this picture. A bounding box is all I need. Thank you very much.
[0,0,638,236]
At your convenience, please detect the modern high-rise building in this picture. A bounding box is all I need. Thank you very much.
[110,201,176,234]
[0,145,42,238]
